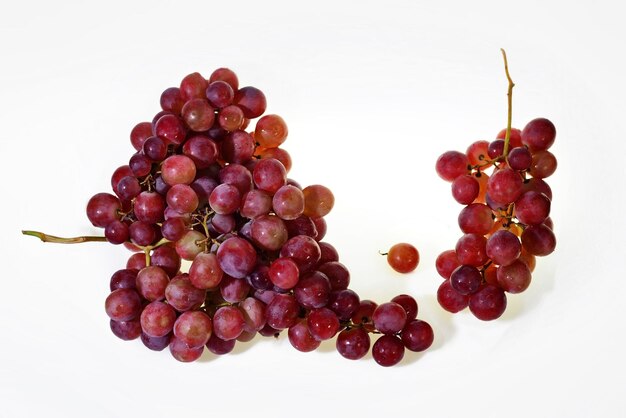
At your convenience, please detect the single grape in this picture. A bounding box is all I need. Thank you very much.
[246,264,272,291]
[166,184,199,214]
[206,333,236,355]
[105,288,142,322]
[523,177,553,200]
[239,297,266,332]
[161,155,197,186]
[221,130,255,164]
[302,185,334,218]
[161,218,188,242]
[218,105,245,131]
[110,319,142,341]
[485,229,521,267]
[173,311,213,348]
[169,336,204,362]
[105,220,129,245]
[272,185,305,220]
[216,237,258,279]
[386,243,419,273]
[451,175,480,204]
[318,242,339,264]
[294,271,331,309]
[268,257,300,290]
[280,235,321,273]
[175,230,205,261]
[130,121,153,151]
[328,289,360,320]
[521,118,556,151]
[514,191,551,225]
[140,301,177,337]
[180,72,208,101]
[141,332,172,351]
[182,135,218,169]
[437,280,469,313]
[521,224,556,256]
[154,114,187,145]
[110,269,138,291]
[255,114,288,148]
[233,86,267,118]
[455,233,488,267]
[351,300,378,331]
[284,216,318,239]
[508,147,532,171]
[317,262,350,290]
[253,158,287,194]
[529,150,557,179]
[372,335,405,367]
[372,302,407,335]
[488,139,505,159]
[449,265,482,295]
[209,183,242,215]
[250,214,289,251]
[151,244,181,278]
[136,266,169,301]
[181,98,215,132]
[240,189,272,219]
[487,168,523,205]
[401,320,434,352]
[435,151,469,181]
[212,306,245,341]
[218,163,254,194]
[307,307,340,341]
[205,80,234,108]
[265,294,299,330]
[469,284,507,321]
[466,140,490,166]
[189,252,223,289]
[497,259,532,293]
[219,276,251,303]
[160,87,184,114]
[165,275,205,312]
[86,193,122,228]
[336,327,370,360]
[288,319,320,352]
[116,176,141,201]
[143,136,168,162]
[435,250,461,279]
[458,203,495,235]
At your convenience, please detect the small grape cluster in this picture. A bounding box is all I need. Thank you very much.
[434,118,557,320]
[85,68,433,365]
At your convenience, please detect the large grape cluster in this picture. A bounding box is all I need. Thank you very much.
[89,69,433,365]
[434,119,557,320]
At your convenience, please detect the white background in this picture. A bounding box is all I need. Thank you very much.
[1,1,625,417]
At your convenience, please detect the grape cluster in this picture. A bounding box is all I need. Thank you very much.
[87,68,433,365]
[434,119,557,320]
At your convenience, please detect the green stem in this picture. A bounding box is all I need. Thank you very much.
[500,48,515,159]
[22,230,107,244]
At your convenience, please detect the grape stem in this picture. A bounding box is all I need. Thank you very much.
[22,230,107,244]
[501,48,515,158]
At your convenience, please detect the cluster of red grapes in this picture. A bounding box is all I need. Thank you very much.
[88,68,433,366]
[434,119,557,320]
